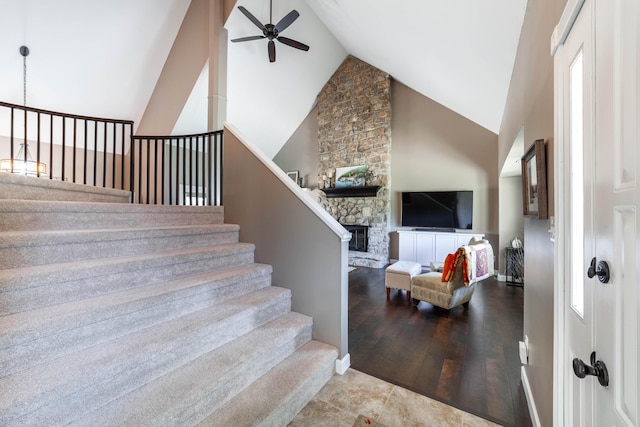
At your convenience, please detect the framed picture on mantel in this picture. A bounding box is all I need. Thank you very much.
[521,139,548,219]
[335,165,366,188]
[286,170,299,183]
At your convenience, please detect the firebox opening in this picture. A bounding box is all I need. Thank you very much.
[343,225,368,252]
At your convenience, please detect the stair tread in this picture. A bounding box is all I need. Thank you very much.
[0,224,240,248]
[0,287,297,422]
[0,263,272,347]
[66,312,313,427]
[0,242,255,288]
[202,340,338,427]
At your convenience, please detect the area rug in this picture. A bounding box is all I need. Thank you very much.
[352,414,387,427]
[348,267,359,273]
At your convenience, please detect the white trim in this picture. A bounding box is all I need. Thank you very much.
[550,0,586,56]
[552,37,567,427]
[335,353,351,375]
[223,122,351,243]
[522,366,542,427]
[552,1,596,424]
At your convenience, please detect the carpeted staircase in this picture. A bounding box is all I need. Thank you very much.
[0,175,337,426]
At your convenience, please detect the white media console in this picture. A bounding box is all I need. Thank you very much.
[397,229,484,267]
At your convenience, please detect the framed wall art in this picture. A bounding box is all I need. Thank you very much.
[521,139,548,219]
[335,165,366,188]
[286,170,299,183]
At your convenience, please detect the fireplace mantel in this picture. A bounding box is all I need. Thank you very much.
[322,186,381,198]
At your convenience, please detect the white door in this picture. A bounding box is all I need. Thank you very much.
[553,0,640,425]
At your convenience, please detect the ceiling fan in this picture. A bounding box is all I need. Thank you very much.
[231,0,309,63]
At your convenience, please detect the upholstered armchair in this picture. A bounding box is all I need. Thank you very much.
[411,241,494,310]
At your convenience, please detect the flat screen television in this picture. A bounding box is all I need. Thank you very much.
[401,191,473,230]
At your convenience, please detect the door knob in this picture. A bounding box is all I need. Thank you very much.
[587,257,610,283]
[572,351,609,386]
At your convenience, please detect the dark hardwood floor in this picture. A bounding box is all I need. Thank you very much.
[348,266,532,427]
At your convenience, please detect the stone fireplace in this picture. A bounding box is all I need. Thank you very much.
[316,56,391,268]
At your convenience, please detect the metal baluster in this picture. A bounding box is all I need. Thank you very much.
[49,114,53,180]
[72,118,77,183]
[93,121,98,186]
[83,119,88,184]
[195,136,200,206]
[175,138,180,206]
[168,138,173,205]
[207,134,211,206]
[111,122,116,189]
[102,121,107,187]
[36,112,41,177]
[61,117,66,182]
[161,138,166,205]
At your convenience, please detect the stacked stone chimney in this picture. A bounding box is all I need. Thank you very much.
[316,56,391,268]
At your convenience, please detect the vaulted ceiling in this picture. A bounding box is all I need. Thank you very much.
[306,0,528,134]
[0,0,527,158]
[0,0,191,122]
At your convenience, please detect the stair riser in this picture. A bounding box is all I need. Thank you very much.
[67,313,313,427]
[0,229,240,269]
[0,271,273,378]
[3,293,300,425]
[0,203,225,232]
[0,173,131,204]
[0,211,225,231]
[0,248,255,315]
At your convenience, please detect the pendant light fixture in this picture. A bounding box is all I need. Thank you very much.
[0,45,47,176]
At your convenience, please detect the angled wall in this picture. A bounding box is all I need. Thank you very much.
[136,0,211,135]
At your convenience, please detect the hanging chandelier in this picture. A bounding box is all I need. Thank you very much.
[0,45,47,176]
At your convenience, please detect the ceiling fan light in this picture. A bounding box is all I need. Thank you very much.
[232,2,308,63]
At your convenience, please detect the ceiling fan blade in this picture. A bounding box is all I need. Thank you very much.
[231,35,266,43]
[277,36,309,51]
[237,6,266,31]
[268,40,276,63]
[274,10,299,33]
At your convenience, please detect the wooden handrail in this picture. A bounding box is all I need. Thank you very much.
[0,101,133,125]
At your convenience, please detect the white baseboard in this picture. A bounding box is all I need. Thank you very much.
[521,366,542,427]
[497,273,506,281]
[335,353,351,375]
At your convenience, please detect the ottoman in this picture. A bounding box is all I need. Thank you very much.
[385,261,422,301]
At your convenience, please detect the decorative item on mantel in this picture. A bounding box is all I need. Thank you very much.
[286,170,299,183]
[321,165,381,197]
[335,165,366,188]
